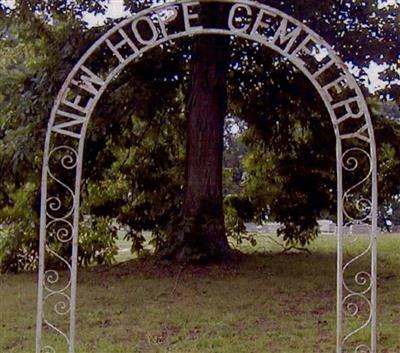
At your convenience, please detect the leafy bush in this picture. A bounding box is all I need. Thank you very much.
[224,194,257,247]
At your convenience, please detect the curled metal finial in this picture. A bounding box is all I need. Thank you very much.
[355,345,371,353]
[44,270,59,286]
[44,292,72,316]
[48,146,78,170]
[47,219,74,243]
[343,293,372,344]
[342,148,373,223]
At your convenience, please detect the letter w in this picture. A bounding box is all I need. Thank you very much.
[72,65,105,96]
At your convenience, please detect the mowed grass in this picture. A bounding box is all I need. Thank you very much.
[1,234,399,353]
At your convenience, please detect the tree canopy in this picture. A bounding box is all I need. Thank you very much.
[0,0,399,271]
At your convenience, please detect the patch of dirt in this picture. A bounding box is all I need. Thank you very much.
[255,318,278,331]
[91,256,244,279]
[187,326,203,340]
[151,325,181,345]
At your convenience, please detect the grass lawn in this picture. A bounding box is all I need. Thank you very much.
[0,234,399,353]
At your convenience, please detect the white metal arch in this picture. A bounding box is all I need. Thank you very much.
[36,1,378,352]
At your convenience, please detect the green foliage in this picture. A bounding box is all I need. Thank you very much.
[231,48,337,246]
[224,194,257,247]
[78,217,119,266]
[0,4,104,271]
[0,1,399,270]
[0,183,38,272]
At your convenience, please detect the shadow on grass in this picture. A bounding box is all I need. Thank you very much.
[1,235,399,352]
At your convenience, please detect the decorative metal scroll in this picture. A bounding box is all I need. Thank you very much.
[36,1,378,352]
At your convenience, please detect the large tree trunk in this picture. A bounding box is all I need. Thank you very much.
[172,6,231,262]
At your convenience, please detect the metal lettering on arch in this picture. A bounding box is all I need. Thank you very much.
[36,1,378,352]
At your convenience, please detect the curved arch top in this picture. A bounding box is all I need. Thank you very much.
[46,0,374,146]
[37,1,378,353]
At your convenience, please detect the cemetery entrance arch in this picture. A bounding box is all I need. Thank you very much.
[36,1,379,352]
